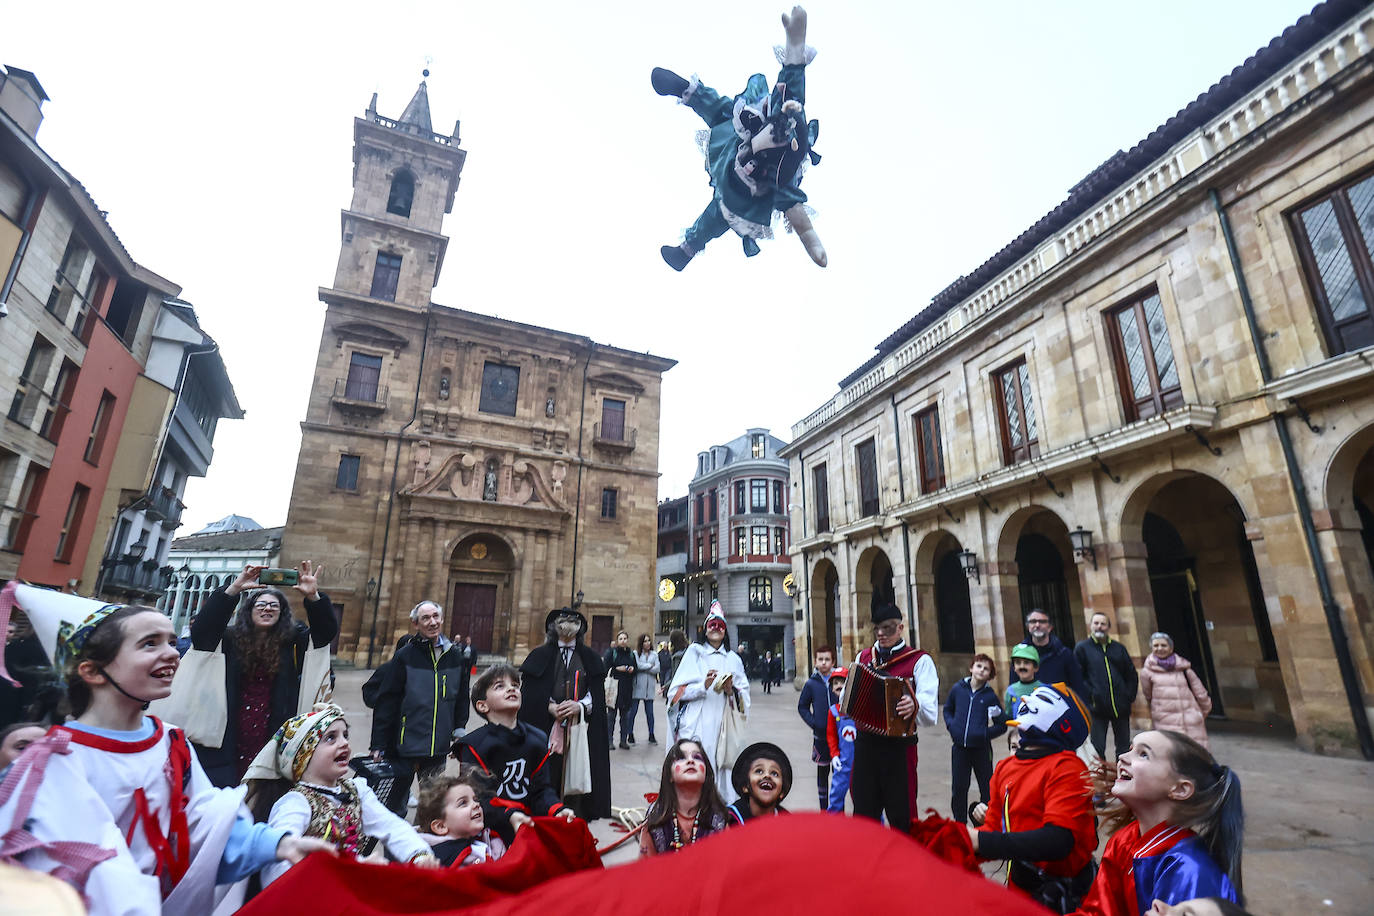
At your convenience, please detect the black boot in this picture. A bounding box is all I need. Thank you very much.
[651,67,689,97]
[661,244,694,271]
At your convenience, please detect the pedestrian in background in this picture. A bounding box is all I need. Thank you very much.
[943,653,1007,823]
[1019,608,1087,700]
[762,651,775,694]
[797,644,836,809]
[768,651,783,689]
[1140,632,1212,749]
[604,630,636,749]
[1074,612,1138,760]
[629,633,660,744]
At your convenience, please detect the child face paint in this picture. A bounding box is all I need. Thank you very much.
[302,720,352,785]
[745,757,784,807]
[1012,658,1039,683]
[671,742,709,787]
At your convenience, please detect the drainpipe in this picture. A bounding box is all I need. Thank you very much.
[367,308,432,668]
[891,394,916,646]
[1210,187,1374,759]
[568,343,596,606]
[0,180,42,316]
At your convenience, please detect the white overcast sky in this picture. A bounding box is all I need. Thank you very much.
[6,0,1320,534]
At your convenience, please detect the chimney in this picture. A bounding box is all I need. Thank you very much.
[0,66,48,138]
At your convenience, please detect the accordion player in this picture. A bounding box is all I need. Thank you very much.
[841,664,918,737]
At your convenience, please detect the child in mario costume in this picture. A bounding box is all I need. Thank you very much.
[970,682,1098,913]
[825,668,856,813]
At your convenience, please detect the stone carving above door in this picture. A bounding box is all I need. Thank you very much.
[404,448,568,512]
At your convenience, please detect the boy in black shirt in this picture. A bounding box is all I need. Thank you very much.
[450,664,577,844]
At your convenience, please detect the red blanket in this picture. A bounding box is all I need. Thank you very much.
[239,817,602,914]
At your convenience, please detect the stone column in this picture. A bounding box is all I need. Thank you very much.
[1102,539,1153,725]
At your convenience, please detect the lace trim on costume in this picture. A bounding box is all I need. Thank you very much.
[773,45,817,67]
[719,200,772,240]
[678,73,701,105]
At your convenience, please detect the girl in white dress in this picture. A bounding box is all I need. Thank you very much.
[0,583,331,916]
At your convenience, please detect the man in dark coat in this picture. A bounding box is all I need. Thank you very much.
[1019,608,1087,700]
[518,607,611,821]
[1073,612,1138,759]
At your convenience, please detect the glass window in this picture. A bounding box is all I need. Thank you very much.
[750,479,768,512]
[748,576,772,612]
[813,463,830,533]
[1292,173,1374,354]
[478,362,520,416]
[856,439,879,517]
[994,359,1039,465]
[772,480,783,514]
[336,454,361,490]
[750,525,770,555]
[8,336,56,428]
[696,585,704,613]
[708,531,717,562]
[734,480,746,513]
[600,488,618,519]
[914,406,945,494]
[55,484,90,562]
[84,391,116,464]
[695,535,703,564]
[773,527,786,555]
[695,494,704,525]
[751,434,765,459]
[734,527,746,557]
[369,252,402,301]
[1108,291,1183,422]
[344,353,383,401]
[708,487,717,521]
[710,581,718,602]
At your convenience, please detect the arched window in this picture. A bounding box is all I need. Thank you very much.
[387,170,415,218]
[748,576,772,612]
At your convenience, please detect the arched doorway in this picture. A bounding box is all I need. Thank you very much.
[934,539,973,655]
[1321,425,1374,703]
[809,557,841,658]
[1015,525,1080,644]
[449,533,515,653]
[1133,473,1287,727]
[855,546,896,651]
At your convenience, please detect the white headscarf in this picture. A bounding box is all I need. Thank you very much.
[241,702,347,784]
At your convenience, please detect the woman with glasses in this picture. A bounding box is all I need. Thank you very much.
[190,562,337,786]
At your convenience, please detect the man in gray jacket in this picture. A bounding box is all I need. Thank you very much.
[369,600,466,797]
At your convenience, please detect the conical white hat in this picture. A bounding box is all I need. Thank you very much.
[0,581,127,680]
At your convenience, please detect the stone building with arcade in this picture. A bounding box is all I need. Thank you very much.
[281,79,674,665]
[781,2,1374,755]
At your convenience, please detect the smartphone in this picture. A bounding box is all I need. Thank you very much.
[259,567,299,587]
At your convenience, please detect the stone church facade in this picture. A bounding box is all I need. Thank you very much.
[282,81,674,665]
[782,4,1374,755]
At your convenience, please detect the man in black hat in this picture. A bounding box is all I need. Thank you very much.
[849,603,939,830]
[517,607,612,821]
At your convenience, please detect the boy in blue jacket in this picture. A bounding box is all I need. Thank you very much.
[943,653,1007,823]
[797,645,837,809]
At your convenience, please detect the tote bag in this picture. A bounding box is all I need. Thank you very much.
[148,643,228,747]
[603,673,619,709]
[297,641,334,715]
[716,693,747,770]
[563,716,594,797]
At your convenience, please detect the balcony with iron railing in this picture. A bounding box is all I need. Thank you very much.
[7,377,69,442]
[143,486,185,528]
[100,556,173,597]
[593,421,637,452]
[331,378,389,412]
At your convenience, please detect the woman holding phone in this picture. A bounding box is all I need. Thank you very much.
[190,561,337,786]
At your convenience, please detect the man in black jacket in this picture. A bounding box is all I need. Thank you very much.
[1073,612,1138,759]
[1019,609,1087,701]
[370,600,466,799]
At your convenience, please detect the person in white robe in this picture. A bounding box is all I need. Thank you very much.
[667,600,750,803]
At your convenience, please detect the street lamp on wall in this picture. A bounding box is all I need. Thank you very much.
[573,589,585,610]
[1069,527,1098,569]
[366,577,377,598]
[957,549,980,583]
[176,563,191,584]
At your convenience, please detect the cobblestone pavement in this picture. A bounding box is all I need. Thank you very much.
[332,668,1373,915]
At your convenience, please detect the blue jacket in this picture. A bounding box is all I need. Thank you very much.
[798,672,836,753]
[943,677,1008,747]
[1020,635,1087,699]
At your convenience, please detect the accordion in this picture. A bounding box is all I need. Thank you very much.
[841,663,917,737]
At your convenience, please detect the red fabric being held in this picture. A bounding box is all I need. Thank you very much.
[238,817,602,914]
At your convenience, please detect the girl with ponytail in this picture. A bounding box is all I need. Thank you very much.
[1075,729,1244,916]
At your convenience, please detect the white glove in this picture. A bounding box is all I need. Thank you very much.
[830,756,841,772]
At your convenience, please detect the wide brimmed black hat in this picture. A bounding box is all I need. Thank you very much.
[731,741,793,797]
[544,606,587,636]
